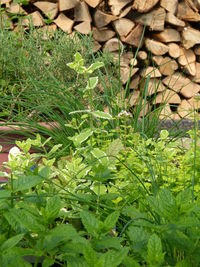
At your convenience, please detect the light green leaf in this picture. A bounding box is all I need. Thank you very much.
[147,234,165,266]
[106,139,124,164]
[80,210,101,238]
[91,148,108,165]
[90,110,113,120]
[97,248,128,267]
[48,144,62,155]
[86,77,98,91]
[104,211,120,231]
[68,128,93,147]
[42,258,55,267]
[44,195,62,223]
[1,234,24,251]
[160,130,169,140]
[13,175,44,192]
[86,62,104,74]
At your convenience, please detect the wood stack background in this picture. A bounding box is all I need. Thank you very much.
[1,0,200,119]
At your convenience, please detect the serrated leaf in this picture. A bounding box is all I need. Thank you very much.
[97,248,128,267]
[13,175,44,192]
[147,234,165,266]
[83,245,98,267]
[106,139,124,164]
[90,110,113,120]
[104,211,120,231]
[1,234,24,251]
[80,210,101,238]
[44,195,62,223]
[91,148,108,165]
[42,258,55,267]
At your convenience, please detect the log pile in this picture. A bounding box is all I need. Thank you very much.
[1,0,200,119]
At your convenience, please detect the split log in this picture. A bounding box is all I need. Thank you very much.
[22,11,44,27]
[160,0,178,14]
[168,43,180,58]
[195,45,200,55]
[121,24,144,47]
[137,51,148,60]
[163,72,200,98]
[129,90,140,106]
[177,0,200,22]
[165,12,185,27]
[132,0,160,13]
[155,89,181,104]
[8,3,27,14]
[146,78,166,95]
[177,99,193,117]
[94,9,116,28]
[84,0,101,8]
[103,38,124,53]
[34,1,58,19]
[182,27,200,49]
[113,18,135,37]
[59,0,79,11]
[178,48,196,66]
[192,62,200,83]
[159,57,178,76]
[93,27,115,42]
[34,24,57,40]
[74,21,91,34]
[153,28,181,43]
[108,0,132,16]
[129,75,140,89]
[141,67,162,78]
[135,7,166,31]
[152,55,163,66]
[54,13,74,33]
[130,58,138,66]
[188,96,200,109]
[145,38,169,55]
[183,62,197,77]
[119,6,132,18]
[120,66,139,84]
[93,41,101,53]
[74,1,92,22]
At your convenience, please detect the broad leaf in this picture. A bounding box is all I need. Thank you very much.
[90,110,113,120]
[44,195,62,223]
[13,175,44,192]
[86,62,104,74]
[86,77,98,90]
[1,234,24,251]
[68,129,93,147]
[147,234,165,266]
[104,211,120,231]
[80,210,101,237]
[97,248,128,267]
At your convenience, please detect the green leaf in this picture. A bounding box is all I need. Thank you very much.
[68,128,93,147]
[86,62,104,74]
[42,258,55,267]
[160,130,169,140]
[1,234,24,251]
[83,245,98,267]
[123,256,140,267]
[39,166,51,179]
[90,110,113,120]
[13,175,44,192]
[80,210,101,237]
[44,195,62,223]
[67,256,88,267]
[91,148,108,165]
[147,234,165,267]
[97,248,128,267]
[86,77,98,91]
[106,139,124,163]
[104,211,120,231]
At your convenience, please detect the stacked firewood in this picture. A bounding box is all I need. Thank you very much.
[1,0,200,119]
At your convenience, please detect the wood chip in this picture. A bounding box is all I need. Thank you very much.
[165,12,185,27]
[59,0,79,11]
[113,18,135,37]
[182,27,200,49]
[74,1,92,22]
[168,43,180,58]
[74,21,91,34]
[153,28,181,43]
[145,38,169,55]
[121,24,144,47]
[94,9,116,28]
[160,0,178,14]
[93,27,115,42]
[108,0,132,16]
[132,0,160,13]
[34,1,58,19]
[54,13,74,33]
[141,67,162,78]
[135,7,166,31]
